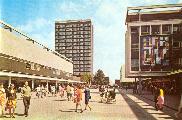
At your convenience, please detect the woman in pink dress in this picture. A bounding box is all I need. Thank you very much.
[59,84,64,98]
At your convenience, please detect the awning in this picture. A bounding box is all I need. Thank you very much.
[0,71,84,83]
[0,71,67,82]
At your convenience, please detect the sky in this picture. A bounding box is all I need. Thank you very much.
[1,0,181,81]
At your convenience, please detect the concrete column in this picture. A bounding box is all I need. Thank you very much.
[32,79,35,90]
[139,26,141,71]
[160,24,162,34]
[46,80,49,90]
[138,77,142,95]
[56,81,58,88]
[8,77,11,87]
[135,78,137,83]
[55,81,58,94]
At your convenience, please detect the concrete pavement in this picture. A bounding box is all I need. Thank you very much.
[0,89,178,120]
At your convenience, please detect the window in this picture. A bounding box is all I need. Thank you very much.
[162,24,171,34]
[131,27,139,33]
[151,25,160,34]
[173,42,180,48]
[173,58,180,65]
[180,58,182,65]
[141,26,150,35]
[85,27,90,30]
[131,49,139,59]
[173,24,182,33]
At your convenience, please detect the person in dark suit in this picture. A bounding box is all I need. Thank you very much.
[84,85,91,111]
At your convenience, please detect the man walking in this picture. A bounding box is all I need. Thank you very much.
[22,81,31,117]
[66,84,71,101]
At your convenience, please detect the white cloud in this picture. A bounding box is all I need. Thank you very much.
[16,18,54,49]
[58,1,91,19]
[128,0,172,6]
[59,1,83,14]
[13,0,180,81]
[92,0,128,80]
[17,18,51,33]
[56,0,127,79]
[178,0,182,3]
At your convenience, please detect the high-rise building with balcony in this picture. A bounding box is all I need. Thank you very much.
[55,19,93,76]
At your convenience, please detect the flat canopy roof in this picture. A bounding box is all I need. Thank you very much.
[0,71,85,83]
[0,71,68,82]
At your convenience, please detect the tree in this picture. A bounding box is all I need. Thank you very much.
[81,72,92,84]
[93,69,105,85]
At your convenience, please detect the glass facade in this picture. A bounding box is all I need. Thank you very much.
[140,35,170,71]
[130,23,182,72]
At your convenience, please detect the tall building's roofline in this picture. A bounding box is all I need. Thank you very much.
[55,19,91,23]
[126,3,182,23]
[127,3,182,15]
[0,20,73,63]
[127,3,182,11]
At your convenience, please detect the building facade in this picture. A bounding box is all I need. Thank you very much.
[120,64,135,82]
[55,19,93,77]
[0,21,83,90]
[125,4,182,78]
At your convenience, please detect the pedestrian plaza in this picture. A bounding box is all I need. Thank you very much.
[0,89,178,120]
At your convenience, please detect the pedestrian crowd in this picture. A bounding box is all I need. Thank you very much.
[0,82,92,118]
[0,81,31,118]
[99,85,116,103]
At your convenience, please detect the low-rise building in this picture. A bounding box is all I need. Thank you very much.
[0,21,83,89]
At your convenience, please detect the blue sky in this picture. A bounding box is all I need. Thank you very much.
[1,0,181,81]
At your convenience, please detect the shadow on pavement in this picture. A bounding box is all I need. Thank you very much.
[158,116,175,119]
[120,89,177,119]
[0,115,9,118]
[5,113,24,116]
[119,90,157,120]
[15,113,25,116]
[53,99,67,101]
[131,93,176,119]
[59,109,75,112]
[143,108,156,110]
